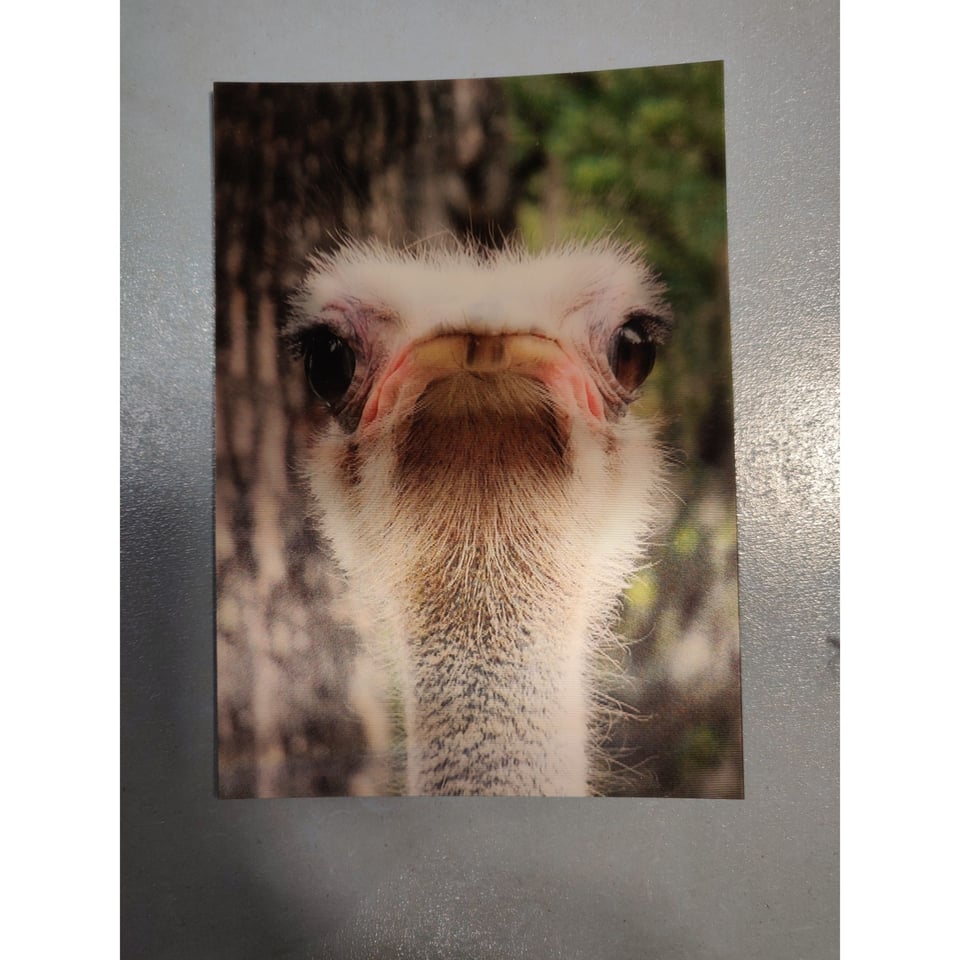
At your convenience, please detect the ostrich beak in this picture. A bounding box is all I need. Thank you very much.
[361,333,606,430]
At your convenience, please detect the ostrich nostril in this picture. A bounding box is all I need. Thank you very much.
[464,334,506,369]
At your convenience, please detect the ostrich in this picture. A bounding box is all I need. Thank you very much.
[285,239,672,796]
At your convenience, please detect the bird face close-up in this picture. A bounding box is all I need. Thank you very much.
[284,241,673,795]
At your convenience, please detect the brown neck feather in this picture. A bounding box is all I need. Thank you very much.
[392,374,591,795]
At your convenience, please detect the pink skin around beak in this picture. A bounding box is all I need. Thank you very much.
[359,332,606,433]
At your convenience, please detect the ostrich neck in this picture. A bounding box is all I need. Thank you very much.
[326,375,607,796]
[401,569,591,797]
[379,374,603,795]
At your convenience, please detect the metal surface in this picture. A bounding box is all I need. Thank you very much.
[121,1,839,956]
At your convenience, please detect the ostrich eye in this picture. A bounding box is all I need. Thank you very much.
[303,327,356,409]
[609,317,657,392]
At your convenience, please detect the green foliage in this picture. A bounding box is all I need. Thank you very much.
[503,63,734,484]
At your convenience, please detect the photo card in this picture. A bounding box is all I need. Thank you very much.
[214,64,743,798]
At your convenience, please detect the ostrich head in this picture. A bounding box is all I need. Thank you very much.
[286,240,671,796]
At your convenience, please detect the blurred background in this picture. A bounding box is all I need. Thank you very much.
[215,63,742,798]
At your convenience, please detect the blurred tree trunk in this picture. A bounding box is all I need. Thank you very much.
[214,81,516,797]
